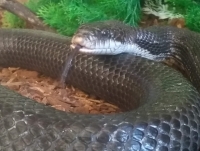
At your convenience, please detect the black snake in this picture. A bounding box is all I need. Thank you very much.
[0,20,200,151]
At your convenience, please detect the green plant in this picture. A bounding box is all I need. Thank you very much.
[2,0,141,36]
[37,0,141,36]
[167,0,200,32]
[2,12,24,28]
[185,5,200,32]
[143,0,200,32]
[37,1,109,36]
[166,0,192,14]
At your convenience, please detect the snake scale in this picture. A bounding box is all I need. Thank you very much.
[0,20,200,151]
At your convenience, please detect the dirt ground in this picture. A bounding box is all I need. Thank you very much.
[0,1,185,114]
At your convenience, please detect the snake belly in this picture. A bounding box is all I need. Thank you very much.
[0,27,199,151]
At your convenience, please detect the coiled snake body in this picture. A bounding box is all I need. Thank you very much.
[0,21,200,151]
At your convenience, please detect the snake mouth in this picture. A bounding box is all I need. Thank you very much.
[71,36,95,53]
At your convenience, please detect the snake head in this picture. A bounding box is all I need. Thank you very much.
[71,20,136,55]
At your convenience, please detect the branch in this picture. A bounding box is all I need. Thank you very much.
[0,0,56,32]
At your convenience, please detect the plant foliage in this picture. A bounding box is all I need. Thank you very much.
[143,0,200,32]
[2,0,141,36]
[167,0,200,32]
